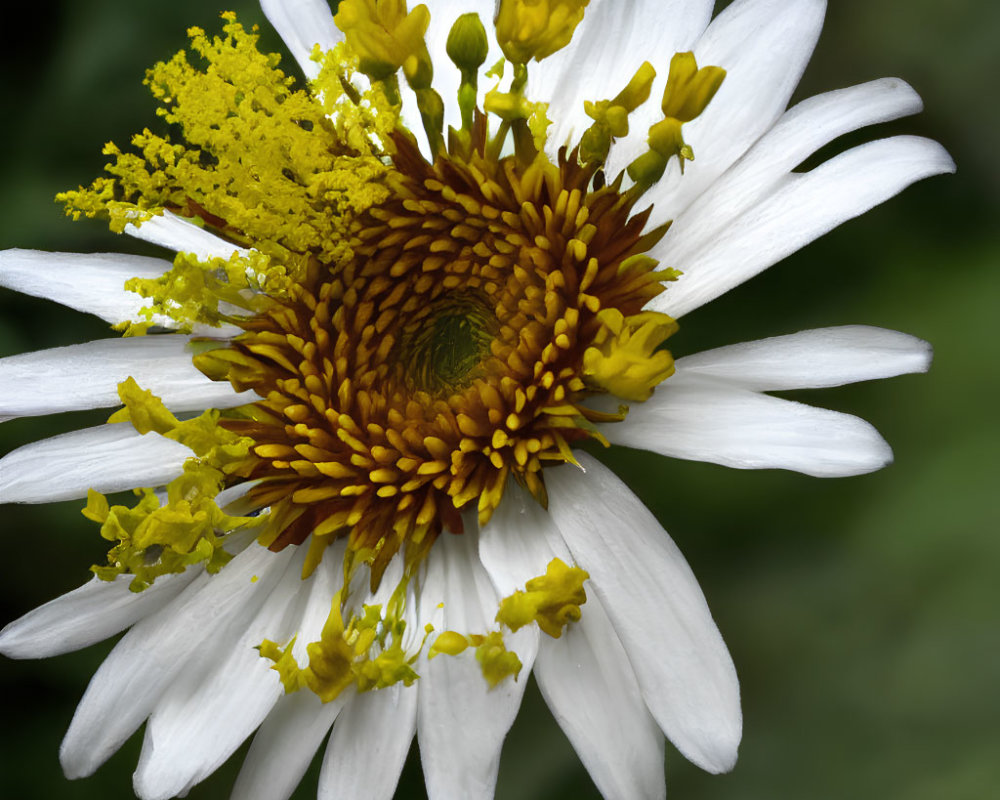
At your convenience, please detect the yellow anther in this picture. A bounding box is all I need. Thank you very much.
[497,558,589,638]
[579,61,656,165]
[628,51,726,183]
[582,308,678,401]
[495,0,590,63]
[334,0,432,82]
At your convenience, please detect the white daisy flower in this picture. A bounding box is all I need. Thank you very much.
[0,1,953,799]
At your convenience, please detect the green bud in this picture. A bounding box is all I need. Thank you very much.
[447,13,489,73]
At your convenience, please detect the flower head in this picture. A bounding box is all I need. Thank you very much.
[0,1,953,799]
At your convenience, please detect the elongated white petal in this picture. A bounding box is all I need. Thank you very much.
[608,378,893,476]
[675,326,932,391]
[652,136,956,318]
[0,249,169,324]
[133,547,313,800]
[608,0,826,193]
[60,544,293,779]
[664,78,924,260]
[0,335,254,420]
[318,683,418,800]
[546,455,741,773]
[417,528,538,800]
[535,597,666,800]
[125,210,250,261]
[261,0,342,81]
[229,550,348,800]
[231,691,346,800]
[0,570,198,659]
[486,485,666,800]
[0,423,190,504]
[538,0,714,158]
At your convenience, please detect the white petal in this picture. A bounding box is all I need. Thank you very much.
[0,335,255,420]
[652,136,956,318]
[417,528,538,800]
[674,325,932,391]
[230,691,346,800]
[612,0,826,205]
[535,596,666,800]
[663,78,924,262]
[0,249,169,325]
[318,683,418,800]
[537,0,714,159]
[125,210,251,261]
[0,423,190,504]
[479,480,569,594]
[608,378,894,477]
[546,455,741,773]
[0,570,198,659]
[60,544,293,779]
[485,485,666,800]
[133,547,314,800]
[261,0,342,81]
[229,550,348,800]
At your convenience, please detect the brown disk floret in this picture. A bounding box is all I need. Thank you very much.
[215,126,667,583]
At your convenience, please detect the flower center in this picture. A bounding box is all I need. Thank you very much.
[203,129,674,583]
[402,292,497,393]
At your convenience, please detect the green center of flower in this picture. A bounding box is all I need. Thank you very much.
[62,1,725,699]
[403,292,497,393]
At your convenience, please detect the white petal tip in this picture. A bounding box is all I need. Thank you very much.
[681,715,742,775]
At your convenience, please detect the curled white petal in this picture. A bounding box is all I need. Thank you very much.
[546,455,741,774]
[231,690,346,800]
[0,423,190,504]
[0,335,255,420]
[535,596,666,800]
[228,545,349,800]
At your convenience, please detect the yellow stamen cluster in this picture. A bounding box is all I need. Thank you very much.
[86,378,257,590]
[261,582,423,701]
[58,16,396,282]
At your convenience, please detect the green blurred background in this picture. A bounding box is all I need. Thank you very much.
[0,1,996,798]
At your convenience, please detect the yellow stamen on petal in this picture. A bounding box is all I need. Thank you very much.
[628,51,726,184]
[496,557,589,637]
[582,309,678,402]
[580,61,657,166]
